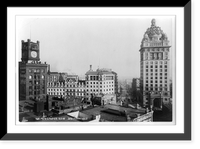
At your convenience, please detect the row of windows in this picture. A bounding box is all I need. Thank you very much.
[146,77,168,80]
[86,81,114,84]
[145,73,168,76]
[29,80,45,85]
[146,80,168,83]
[47,88,85,92]
[86,88,114,92]
[144,88,168,91]
[145,61,167,64]
[47,84,85,88]
[29,75,45,80]
[145,84,168,87]
[141,61,168,65]
[48,92,85,96]
[86,85,114,88]
[145,69,168,72]
[28,69,45,73]
[146,65,167,68]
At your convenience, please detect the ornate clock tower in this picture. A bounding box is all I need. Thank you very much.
[21,39,40,63]
[19,39,48,102]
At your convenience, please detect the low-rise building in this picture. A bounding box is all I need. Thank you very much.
[85,65,116,99]
[47,73,86,98]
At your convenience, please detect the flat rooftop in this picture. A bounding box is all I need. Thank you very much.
[81,104,146,122]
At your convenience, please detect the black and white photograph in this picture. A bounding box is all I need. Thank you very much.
[17,16,175,123]
[3,3,193,142]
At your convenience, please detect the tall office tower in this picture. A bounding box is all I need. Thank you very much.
[139,19,171,110]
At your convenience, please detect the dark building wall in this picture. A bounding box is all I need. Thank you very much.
[19,62,48,101]
[34,101,44,113]
[112,71,119,95]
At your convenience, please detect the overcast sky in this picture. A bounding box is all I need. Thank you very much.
[17,16,174,80]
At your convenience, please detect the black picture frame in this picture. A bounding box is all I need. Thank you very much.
[2,1,191,141]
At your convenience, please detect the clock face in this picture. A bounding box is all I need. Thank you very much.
[31,51,37,58]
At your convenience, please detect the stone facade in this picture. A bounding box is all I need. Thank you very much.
[139,19,171,110]
[85,65,116,100]
[47,73,86,98]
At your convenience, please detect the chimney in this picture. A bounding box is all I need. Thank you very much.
[90,65,92,71]
[47,64,50,73]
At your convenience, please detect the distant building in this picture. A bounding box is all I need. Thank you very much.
[111,71,119,96]
[85,65,116,99]
[139,19,171,110]
[132,78,140,91]
[19,39,48,101]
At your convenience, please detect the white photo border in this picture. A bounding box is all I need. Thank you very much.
[7,7,184,134]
